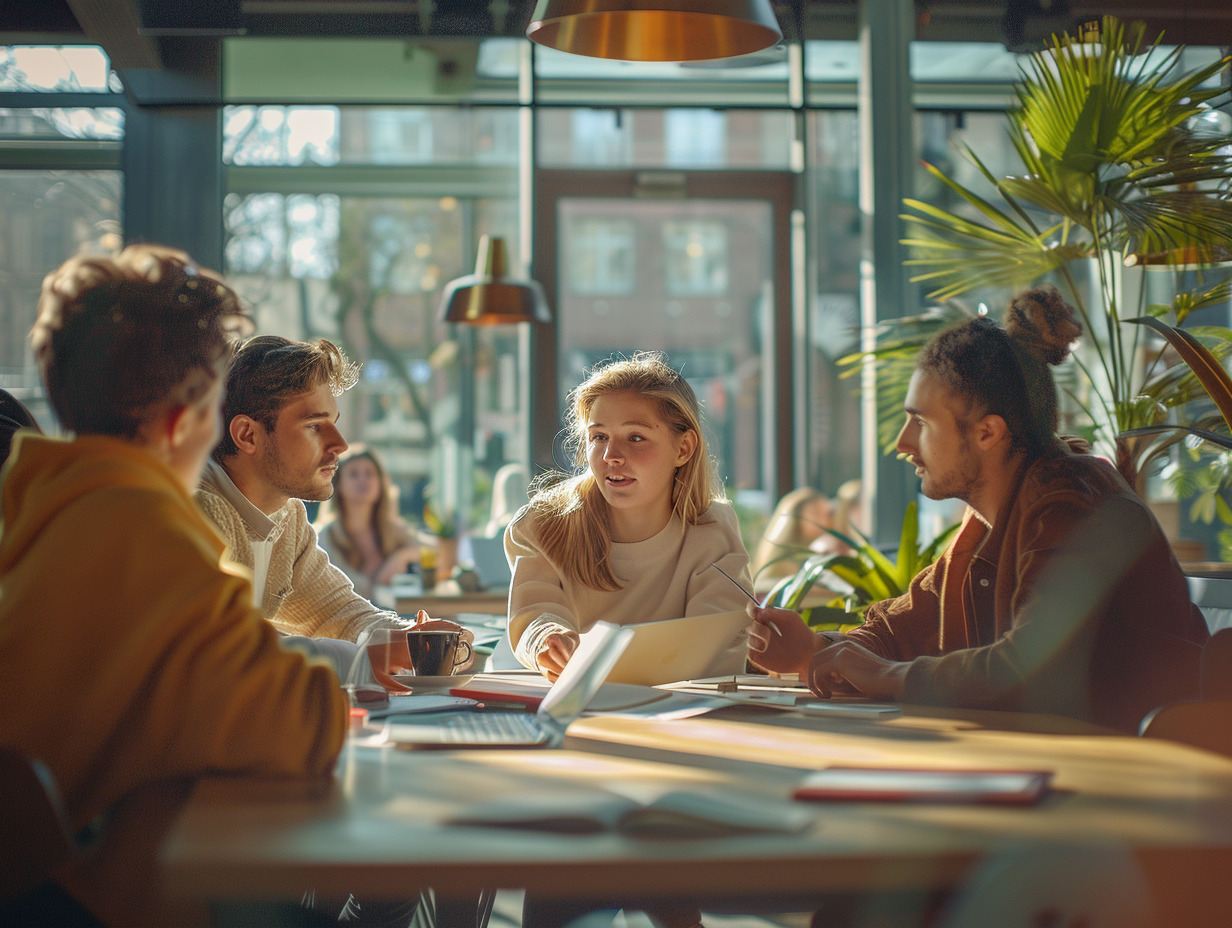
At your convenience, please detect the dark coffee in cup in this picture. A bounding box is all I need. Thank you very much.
[405,629,471,676]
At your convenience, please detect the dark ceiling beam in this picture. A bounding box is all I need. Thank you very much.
[65,0,162,68]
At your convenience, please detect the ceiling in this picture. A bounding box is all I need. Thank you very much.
[1,0,1229,72]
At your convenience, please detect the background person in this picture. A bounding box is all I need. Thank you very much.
[315,445,420,605]
[746,286,1208,732]
[505,351,751,684]
[0,245,346,924]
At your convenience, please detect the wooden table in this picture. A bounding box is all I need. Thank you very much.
[157,696,1232,924]
[394,589,508,617]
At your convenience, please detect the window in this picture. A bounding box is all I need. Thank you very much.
[566,218,636,296]
[0,46,122,431]
[663,220,729,296]
[223,105,523,536]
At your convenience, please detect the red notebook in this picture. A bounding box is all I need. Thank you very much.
[793,766,1053,805]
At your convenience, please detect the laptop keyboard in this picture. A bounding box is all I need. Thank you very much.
[437,711,548,744]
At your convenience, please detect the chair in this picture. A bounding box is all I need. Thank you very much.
[0,387,42,472]
[0,745,105,926]
[1186,574,1232,634]
[1140,628,1232,757]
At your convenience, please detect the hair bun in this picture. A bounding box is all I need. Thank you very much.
[1005,285,1083,366]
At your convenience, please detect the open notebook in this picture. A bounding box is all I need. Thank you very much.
[387,621,633,747]
[603,610,750,686]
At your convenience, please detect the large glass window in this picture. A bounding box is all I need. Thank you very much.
[537,108,793,169]
[0,46,117,92]
[550,193,777,500]
[0,46,122,431]
[223,105,522,540]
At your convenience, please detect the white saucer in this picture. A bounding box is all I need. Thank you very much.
[389,672,476,693]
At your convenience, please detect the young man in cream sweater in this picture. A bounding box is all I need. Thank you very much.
[194,334,471,677]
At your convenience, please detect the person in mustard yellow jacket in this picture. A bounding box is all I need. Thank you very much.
[0,245,347,924]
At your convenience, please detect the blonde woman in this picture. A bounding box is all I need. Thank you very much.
[505,351,752,682]
[315,446,419,602]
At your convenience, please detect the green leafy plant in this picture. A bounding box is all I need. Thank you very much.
[856,16,1232,485]
[760,501,959,631]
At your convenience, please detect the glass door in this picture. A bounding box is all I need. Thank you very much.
[533,169,796,523]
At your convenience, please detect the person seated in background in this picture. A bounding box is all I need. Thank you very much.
[314,445,420,605]
[0,245,346,924]
[750,486,834,583]
[747,286,1209,733]
[194,334,471,677]
[808,477,865,558]
[506,351,752,685]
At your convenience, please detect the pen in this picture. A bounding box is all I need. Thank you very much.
[710,562,782,636]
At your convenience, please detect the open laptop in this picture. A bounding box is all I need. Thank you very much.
[386,621,633,747]
[468,534,512,590]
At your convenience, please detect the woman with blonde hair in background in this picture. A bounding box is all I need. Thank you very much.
[315,445,419,603]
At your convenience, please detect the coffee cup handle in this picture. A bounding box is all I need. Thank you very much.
[453,640,473,671]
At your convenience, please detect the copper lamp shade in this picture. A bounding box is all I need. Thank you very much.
[526,0,783,62]
[438,235,552,326]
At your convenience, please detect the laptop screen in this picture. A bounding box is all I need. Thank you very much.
[539,622,634,727]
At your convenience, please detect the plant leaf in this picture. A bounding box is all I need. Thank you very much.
[1127,317,1232,436]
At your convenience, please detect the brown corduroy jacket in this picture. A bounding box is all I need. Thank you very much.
[848,439,1209,732]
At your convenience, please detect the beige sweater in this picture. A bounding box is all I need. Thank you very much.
[505,500,752,672]
[195,459,405,642]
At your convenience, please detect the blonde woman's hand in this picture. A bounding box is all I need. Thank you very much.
[536,631,580,682]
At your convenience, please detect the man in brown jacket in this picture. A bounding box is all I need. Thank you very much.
[748,287,1209,732]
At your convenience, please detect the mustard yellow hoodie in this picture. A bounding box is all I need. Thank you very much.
[0,433,347,831]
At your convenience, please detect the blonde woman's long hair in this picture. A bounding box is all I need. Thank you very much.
[315,446,414,569]
[529,351,722,592]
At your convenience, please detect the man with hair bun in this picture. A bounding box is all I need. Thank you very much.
[748,285,1209,732]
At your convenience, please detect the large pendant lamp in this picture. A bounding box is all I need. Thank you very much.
[526,0,783,62]
[438,235,552,326]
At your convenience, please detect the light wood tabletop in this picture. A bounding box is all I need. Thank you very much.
[155,691,1232,922]
[395,589,508,617]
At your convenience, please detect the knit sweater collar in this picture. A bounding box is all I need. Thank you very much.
[609,513,687,564]
[200,458,291,542]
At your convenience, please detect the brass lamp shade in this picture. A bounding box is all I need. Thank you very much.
[526,0,783,62]
[438,236,552,326]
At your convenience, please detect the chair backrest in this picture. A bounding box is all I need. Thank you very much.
[0,745,78,900]
[1186,575,1232,634]
[1139,627,1232,757]
[1202,627,1232,701]
[0,388,42,473]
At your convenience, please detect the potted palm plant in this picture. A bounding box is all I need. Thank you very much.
[866,16,1232,488]
[759,501,960,631]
